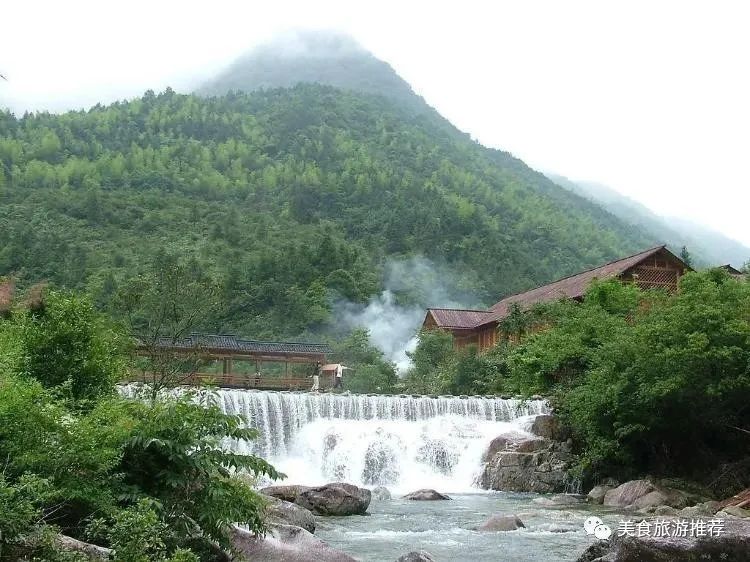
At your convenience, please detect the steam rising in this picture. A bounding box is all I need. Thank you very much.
[335,257,480,373]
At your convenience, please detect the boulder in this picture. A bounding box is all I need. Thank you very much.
[402,489,451,501]
[296,482,371,516]
[721,506,750,518]
[395,551,436,562]
[478,514,525,532]
[479,440,572,493]
[371,486,392,501]
[576,519,750,562]
[482,433,547,461]
[231,524,356,562]
[648,505,679,516]
[603,480,655,507]
[603,480,693,510]
[679,500,720,518]
[264,495,316,533]
[587,485,614,504]
[530,414,570,441]
[532,494,585,508]
[260,484,313,503]
[719,488,750,510]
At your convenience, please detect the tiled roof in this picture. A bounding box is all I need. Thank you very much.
[142,334,331,356]
[424,246,681,331]
[480,246,668,326]
[427,308,492,329]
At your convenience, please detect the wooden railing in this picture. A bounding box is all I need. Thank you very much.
[124,372,328,391]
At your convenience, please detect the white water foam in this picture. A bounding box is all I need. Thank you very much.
[219,390,548,493]
[119,386,549,493]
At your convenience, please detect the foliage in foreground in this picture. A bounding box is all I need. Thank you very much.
[0,290,279,560]
[405,272,750,481]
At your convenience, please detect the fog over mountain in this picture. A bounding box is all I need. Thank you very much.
[198,30,429,114]
[551,175,750,268]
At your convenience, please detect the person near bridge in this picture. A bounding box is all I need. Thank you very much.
[333,363,346,389]
[310,361,321,392]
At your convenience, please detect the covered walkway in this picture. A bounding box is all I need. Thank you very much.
[131,333,333,390]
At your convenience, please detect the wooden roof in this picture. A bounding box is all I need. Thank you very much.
[718,264,743,275]
[482,245,672,325]
[139,334,331,357]
[426,308,492,329]
[424,246,689,330]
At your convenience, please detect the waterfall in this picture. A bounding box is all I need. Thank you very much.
[120,386,549,493]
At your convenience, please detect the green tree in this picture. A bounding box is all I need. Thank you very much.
[330,328,397,393]
[680,245,694,268]
[404,330,454,394]
[14,289,126,403]
[114,253,220,398]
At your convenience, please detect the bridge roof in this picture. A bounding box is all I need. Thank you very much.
[139,333,331,358]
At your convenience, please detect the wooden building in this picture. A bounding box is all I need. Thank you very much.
[718,264,747,280]
[423,245,691,352]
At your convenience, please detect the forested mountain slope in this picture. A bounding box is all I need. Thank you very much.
[0,85,653,338]
[551,174,750,267]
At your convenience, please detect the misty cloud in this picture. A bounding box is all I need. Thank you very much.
[334,257,479,373]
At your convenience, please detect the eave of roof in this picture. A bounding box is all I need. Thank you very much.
[426,308,492,329]
[479,245,673,326]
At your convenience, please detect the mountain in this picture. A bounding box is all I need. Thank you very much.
[0,35,659,339]
[198,30,429,114]
[550,175,750,267]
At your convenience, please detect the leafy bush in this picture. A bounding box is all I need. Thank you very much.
[14,290,126,403]
[504,274,750,479]
[88,500,198,562]
[118,390,280,548]
[0,291,281,559]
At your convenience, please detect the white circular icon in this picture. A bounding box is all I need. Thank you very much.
[584,516,603,534]
[593,524,612,540]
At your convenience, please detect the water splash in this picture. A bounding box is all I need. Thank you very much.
[119,386,549,493]
[223,390,548,493]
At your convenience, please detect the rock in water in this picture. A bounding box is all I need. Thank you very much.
[402,489,451,501]
[587,485,614,504]
[371,486,392,501]
[602,480,655,507]
[395,551,436,561]
[478,514,525,532]
[231,524,356,562]
[260,484,313,503]
[479,445,572,493]
[532,494,585,508]
[576,519,750,562]
[264,495,316,533]
[296,482,371,516]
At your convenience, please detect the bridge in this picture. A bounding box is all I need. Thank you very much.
[129,333,334,391]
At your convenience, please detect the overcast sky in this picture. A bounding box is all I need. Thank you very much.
[2,0,748,247]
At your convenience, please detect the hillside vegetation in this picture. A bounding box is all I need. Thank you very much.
[0,84,653,339]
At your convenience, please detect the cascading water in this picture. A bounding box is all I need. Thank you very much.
[217,390,549,493]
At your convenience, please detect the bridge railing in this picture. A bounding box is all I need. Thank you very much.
[123,372,326,391]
